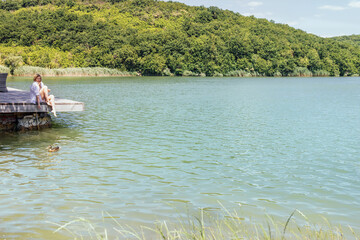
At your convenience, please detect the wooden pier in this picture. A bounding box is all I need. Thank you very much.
[0,87,84,113]
[0,73,84,131]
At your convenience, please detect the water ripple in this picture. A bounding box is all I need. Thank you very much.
[1,77,360,237]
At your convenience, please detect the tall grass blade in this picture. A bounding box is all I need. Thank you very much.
[282,210,296,239]
[267,222,272,240]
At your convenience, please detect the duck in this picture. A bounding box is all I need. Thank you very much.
[48,145,60,152]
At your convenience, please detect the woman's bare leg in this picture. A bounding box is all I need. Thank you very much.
[48,95,57,117]
[39,86,50,103]
[39,87,56,117]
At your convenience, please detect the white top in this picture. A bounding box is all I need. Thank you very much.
[30,82,44,104]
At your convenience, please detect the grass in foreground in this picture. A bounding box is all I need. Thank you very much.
[49,205,360,240]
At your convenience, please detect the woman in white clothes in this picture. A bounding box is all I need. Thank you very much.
[30,73,57,117]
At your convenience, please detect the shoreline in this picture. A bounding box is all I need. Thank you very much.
[3,65,359,78]
[11,74,138,77]
[7,74,359,78]
[0,65,139,77]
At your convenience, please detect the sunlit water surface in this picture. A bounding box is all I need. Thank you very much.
[1,77,360,238]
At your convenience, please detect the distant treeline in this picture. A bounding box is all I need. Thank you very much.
[0,0,360,76]
[331,35,360,48]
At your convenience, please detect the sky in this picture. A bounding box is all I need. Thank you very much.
[164,0,360,37]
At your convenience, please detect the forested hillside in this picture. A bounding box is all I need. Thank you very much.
[1,0,360,76]
[332,35,360,48]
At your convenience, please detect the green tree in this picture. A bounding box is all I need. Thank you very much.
[0,0,359,76]
[4,55,23,75]
[140,54,166,75]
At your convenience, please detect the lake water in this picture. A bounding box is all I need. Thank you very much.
[1,77,360,238]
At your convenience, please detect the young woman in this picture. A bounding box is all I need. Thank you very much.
[30,74,57,117]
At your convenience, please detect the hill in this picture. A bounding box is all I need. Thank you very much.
[332,35,360,48]
[0,0,360,76]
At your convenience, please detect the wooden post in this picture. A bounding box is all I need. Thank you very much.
[0,73,8,92]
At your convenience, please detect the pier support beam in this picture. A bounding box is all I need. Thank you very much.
[0,113,52,132]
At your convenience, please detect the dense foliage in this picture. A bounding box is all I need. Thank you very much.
[1,0,360,76]
[332,35,360,48]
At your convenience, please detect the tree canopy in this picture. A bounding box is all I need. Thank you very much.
[332,35,360,48]
[0,0,359,76]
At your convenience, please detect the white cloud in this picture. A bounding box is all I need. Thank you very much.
[248,1,263,7]
[318,2,360,10]
[348,1,360,8]
[319,5,346,10]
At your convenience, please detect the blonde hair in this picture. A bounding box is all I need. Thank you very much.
[33,73,41,81]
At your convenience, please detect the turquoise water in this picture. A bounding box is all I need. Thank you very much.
[1,77,360,238]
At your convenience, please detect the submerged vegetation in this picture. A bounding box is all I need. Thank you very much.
[0,0,360,77]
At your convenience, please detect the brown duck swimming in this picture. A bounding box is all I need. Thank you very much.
[48,145,60,152]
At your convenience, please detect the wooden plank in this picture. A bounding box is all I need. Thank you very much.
[0,87,84,113]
